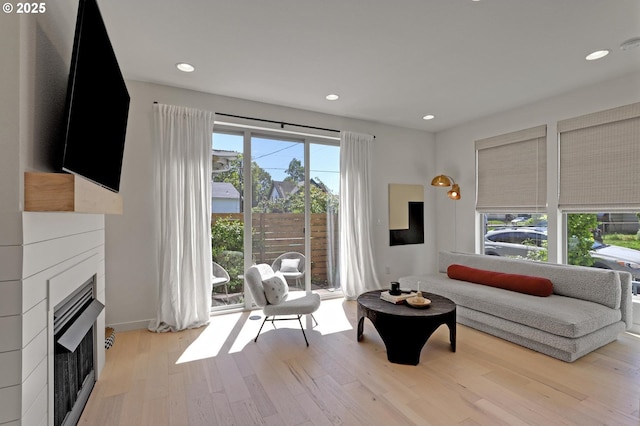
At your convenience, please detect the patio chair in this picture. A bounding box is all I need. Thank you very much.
[271,252,305,288]
[245,263,320,346]
[212,261,231,298]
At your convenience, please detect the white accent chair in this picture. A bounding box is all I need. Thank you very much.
[245,264,320,346]
[271,252,305,288]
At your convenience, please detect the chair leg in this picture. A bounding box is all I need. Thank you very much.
[296,315,310,346]
[254,317,268,343]
[254,315,313,346]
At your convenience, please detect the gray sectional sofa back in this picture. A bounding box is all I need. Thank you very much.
[438,251,633,329]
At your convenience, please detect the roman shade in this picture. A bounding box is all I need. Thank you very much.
[475,125,547,212]
[558,102,640,211]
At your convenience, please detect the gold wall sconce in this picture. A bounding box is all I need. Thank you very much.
[431,174,461,200]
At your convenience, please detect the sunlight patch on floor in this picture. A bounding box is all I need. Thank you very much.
[312,297,353,335]
[228,314,264,354]
[175,312,244,364]
[176,296,354,363]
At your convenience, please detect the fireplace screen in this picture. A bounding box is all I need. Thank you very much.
[53,276,104,426]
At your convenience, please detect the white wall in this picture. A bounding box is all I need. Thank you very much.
[105,80,435,329]
[433,71,640,259]
[0,13,21,224]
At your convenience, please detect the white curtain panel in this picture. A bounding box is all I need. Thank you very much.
[339,131,382,299]
[149,103,214,332]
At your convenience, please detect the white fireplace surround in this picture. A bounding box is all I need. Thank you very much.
[0,212,106,425]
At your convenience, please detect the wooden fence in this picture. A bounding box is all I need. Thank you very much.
[212,212,339,285]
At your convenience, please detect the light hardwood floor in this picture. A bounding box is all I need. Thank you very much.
[80,298,640,425]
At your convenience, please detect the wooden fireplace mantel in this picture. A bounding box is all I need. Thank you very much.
[24,172,123,214]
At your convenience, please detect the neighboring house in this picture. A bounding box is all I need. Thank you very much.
[268,181,301,201]
[212,149,240,173]
[268,179,329,201]
[212,182,241,213]
[599,212,640,234]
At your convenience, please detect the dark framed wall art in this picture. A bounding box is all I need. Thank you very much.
[388,183,424,246]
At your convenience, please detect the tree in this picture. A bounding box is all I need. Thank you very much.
[284,184,337,213]
[521,214,597,265]
[284,158,304,183]
[213,154,273,208]
[258,177,339,214]
[567,213,598,267]
[213,157,242,191]
[251,162,272,207]
[211,216,244,260]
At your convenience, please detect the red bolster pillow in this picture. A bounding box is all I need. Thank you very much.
[446,264,553,297]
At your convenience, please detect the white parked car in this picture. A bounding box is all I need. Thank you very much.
[589,240,640,281]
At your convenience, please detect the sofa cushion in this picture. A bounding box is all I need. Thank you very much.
[447,264,553,297]
[262,271,289,305]
[438,251,621,309]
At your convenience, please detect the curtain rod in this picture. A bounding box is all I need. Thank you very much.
[153,102,375,138]
[215,112,340,134]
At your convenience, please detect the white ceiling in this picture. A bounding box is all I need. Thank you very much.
[99,0,640,133]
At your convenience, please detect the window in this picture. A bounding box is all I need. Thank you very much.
[482,213,547,260]
[476,126,547,262]
[478,103,640,305]
[558,103,640,298]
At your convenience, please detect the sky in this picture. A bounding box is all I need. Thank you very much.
[213,132,340,193]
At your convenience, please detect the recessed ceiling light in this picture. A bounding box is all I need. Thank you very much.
[423,114,435,120]
[585,50,609,61]
[620,37,640,51]
[176,62,195,72]
[325,94,339,101]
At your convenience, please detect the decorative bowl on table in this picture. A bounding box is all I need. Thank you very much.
[406,294,431,308]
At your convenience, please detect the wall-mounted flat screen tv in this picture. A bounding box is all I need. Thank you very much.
[62,0,130,193]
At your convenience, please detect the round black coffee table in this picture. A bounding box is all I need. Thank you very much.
[357,290,456,365]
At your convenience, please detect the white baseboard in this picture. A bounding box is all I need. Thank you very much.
[107,319,153,332]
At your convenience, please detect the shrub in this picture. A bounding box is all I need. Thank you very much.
[211,217,244,260]
[211,217,249,294]
[215,250,244,293]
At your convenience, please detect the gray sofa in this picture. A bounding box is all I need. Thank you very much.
[399,251,634,362]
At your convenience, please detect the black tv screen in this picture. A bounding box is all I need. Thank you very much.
[62,0,130,193]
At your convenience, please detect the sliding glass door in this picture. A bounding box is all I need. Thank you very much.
[212,129,340,310]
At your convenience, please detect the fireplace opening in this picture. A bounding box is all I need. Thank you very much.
[53,276,104,426]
